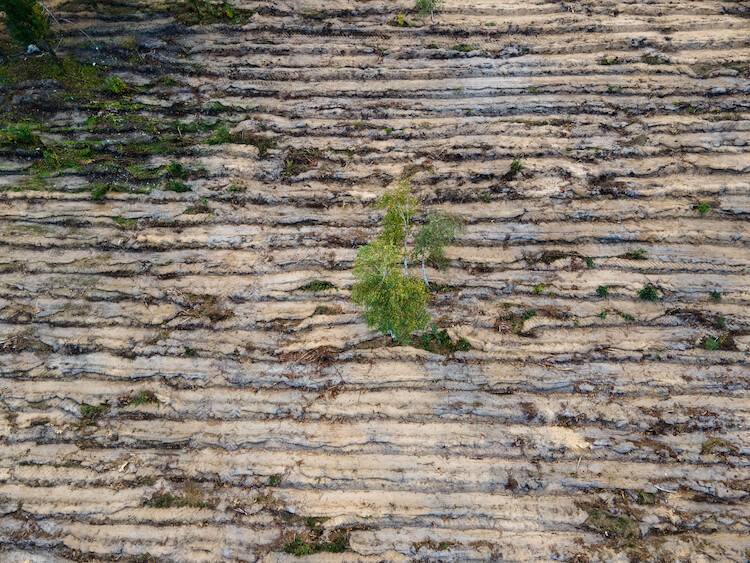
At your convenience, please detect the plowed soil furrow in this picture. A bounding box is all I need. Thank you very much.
[0,0,748,561]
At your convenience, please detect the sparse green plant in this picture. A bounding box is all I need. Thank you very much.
[599,56,619,65]
[417,326,470,356]
[638,284,659,301]
[619,312,635,321]
[704,337,719,351]
[130,391,159,406]
[533,283,546,295]
[80,403,109,420]
[268,474,280,486]
[585,257,595,269]
[715,315,726,329]
[0,0,51,50]
[709,291,722,303]
[415,0,442,22]
[90,184,111,200]
[596,285,609,298]
[450,44,474,52]
[111,216,137,229]
[597,311,607,319]
[696,201,711,215]
[184,347,196,357]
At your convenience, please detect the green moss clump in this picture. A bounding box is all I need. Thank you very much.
[299,280,336,292]
[81,403,109,420]
[637,284,659,301]
[102,76,127,94]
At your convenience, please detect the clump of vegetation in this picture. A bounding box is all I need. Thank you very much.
[128,391,159,406]
[596,286,609,298]
[169,0,254,26]
[709,291,722,303]
[0,56,103,100]
[702,334,737,351]
[416,326,470,356]
[180,294,233,323]
[206,127,278,156]
[583,506,640,540]
[619,249,647,260]
[102,76,127,94]
[599,55,619,65]
[353,179,465,344]
[166,179,189,192]
[0,124,43,148]
[696,201,712,215]
[450,44,475,52]
[0,0,51,50]
[149,490,211,509]
[415,0,442,22]
[638,284,659,301]
[495,307,536,336]
[91,184,112,200]
[81,403,109,420]
[111,216,137,229]
[299,280,336,292]
[283,532,348,557]
[283,148,321,176]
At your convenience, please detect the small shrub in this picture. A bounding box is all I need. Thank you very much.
[596,285,609,298]
[637,284,659,301]
[130,391,159,406]
[619,312,635,321]
[166,179,189,192]
[283,148,321,177]
[167,160,187,179]
[709,291,722,303]
[450,44,475,52]
[715,315,726,329]
[184,347,196,357]
[585,257,595,269]
[599,56,619,65]
[533,283,546,295]
[704,337,719,351]
[268,474,280,486]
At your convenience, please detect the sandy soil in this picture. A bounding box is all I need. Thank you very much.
[0,0,749,561]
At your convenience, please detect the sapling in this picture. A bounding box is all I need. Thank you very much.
[412,211,464,286]
[352,179,464,344]
[0,0,51,51]
[415,0,442,22]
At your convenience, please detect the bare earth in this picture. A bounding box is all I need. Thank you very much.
[1,0,749,561]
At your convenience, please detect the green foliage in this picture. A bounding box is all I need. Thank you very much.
[268,474,280,486]
[283,534,348,557]
[283,148,321,176]
[376,179,417,246]
[166,179,189,192]
[450,44,474,52]
[413,211,464,279]
[111,216,137,229]
[0,56,102,100]
[415,0,442,20]
[102,76,127,94]
[704,337,719,351]
[352,239,430,344]
[599,56,619,65]
[620,248,648,260]
[533,283,546,295]
[130,391,159,406]
[637,284,659,301]
[596,285,609,298]
[299,280,336,292]
[709,290,722,303]
[80,403,109,420]
[0,0,50,48]
[584,507,640,540]
[585,257,595,269]
[184,347,196,357]
[149,492,210,509]
[417,326,470,356]
[510,159,524,173]
[696,201,711,215]
[167,160,187,179]
[91,184,111,200]
[170,0,254,25]
[0,123,42,148]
